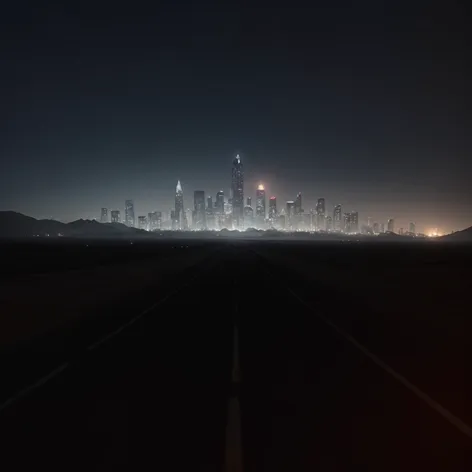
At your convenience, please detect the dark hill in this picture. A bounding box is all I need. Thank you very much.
[440,227,472,242]
[0,212,149,238]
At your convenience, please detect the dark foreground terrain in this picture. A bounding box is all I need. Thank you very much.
[0,240,471,471]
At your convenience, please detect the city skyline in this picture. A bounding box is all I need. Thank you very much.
[4,155,459,235]
[1,3,468,234]
[89,154,444,235]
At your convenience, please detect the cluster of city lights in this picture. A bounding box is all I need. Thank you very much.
[99,154,436,236]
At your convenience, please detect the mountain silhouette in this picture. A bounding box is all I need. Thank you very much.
[0,212,148,238]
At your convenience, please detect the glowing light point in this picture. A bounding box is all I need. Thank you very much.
[258,183,265,191]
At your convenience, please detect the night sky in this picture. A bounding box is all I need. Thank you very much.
[1,1,468,232]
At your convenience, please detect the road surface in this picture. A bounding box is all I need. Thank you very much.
[0,243,471,471]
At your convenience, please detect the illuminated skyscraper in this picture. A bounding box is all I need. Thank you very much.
[244,205,254,228]
[231,154,244,227]
[326,215,333,232]
[185,209,193,229]
[278,214,286,229]
[256,184,266,223]
[316,198,326,230]
[125,200,135,227]
[286,201,295,228]
[148,212,161,231]
[206,196,215,229]
[246,197,252,207]
[350,211,359,233]
[215,191,225,215]
[333,204,342,232]
[175,180,184,229]
[387,218,395,233]
[138,216,147,230]
[343,213,351,233]
[194,191,206,230]
[100,208,108,223]
[409,222,416,234]
[295,192,303,215]
[269,196,277,223]
[111,210,121,223]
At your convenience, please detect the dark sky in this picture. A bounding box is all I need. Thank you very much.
[1,0,468,232]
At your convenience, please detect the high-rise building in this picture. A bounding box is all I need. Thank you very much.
[256,184,266,220]
[367,217,373,228]
[409,222,416,234]
[100,208,108,223]
[111,210,121,223]
[215,191,225,215]
[231,154,244,227]
[125,200,135,227]
[316,198,325,216]
[206,197,215,230]
[244,205,254,228]
[350,212,359,233]
[138,216,147,230]
[387,218,395,233]
[343,213,351,233]
[333,205,342,232]
[380,223,385,233]
[278,214,286,230]
[224,200,233,215]
[286,201,295,228]
[246,197,252,207]
[175,180,184,229]
[294,192,303,215]
[316,198,326,230]
[326,215,333,232]
[148,212,161,231]
[194,191,206,230]
[373,222,379,234]
[171,210,177,230]
[269,196,277,223]
[185,209,193,229]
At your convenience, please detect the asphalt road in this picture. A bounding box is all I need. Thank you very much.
[1,243,471,471]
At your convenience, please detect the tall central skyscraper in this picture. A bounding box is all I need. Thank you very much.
[231,154,244,227]
[125,200,135,227]
[175,180,184,229]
